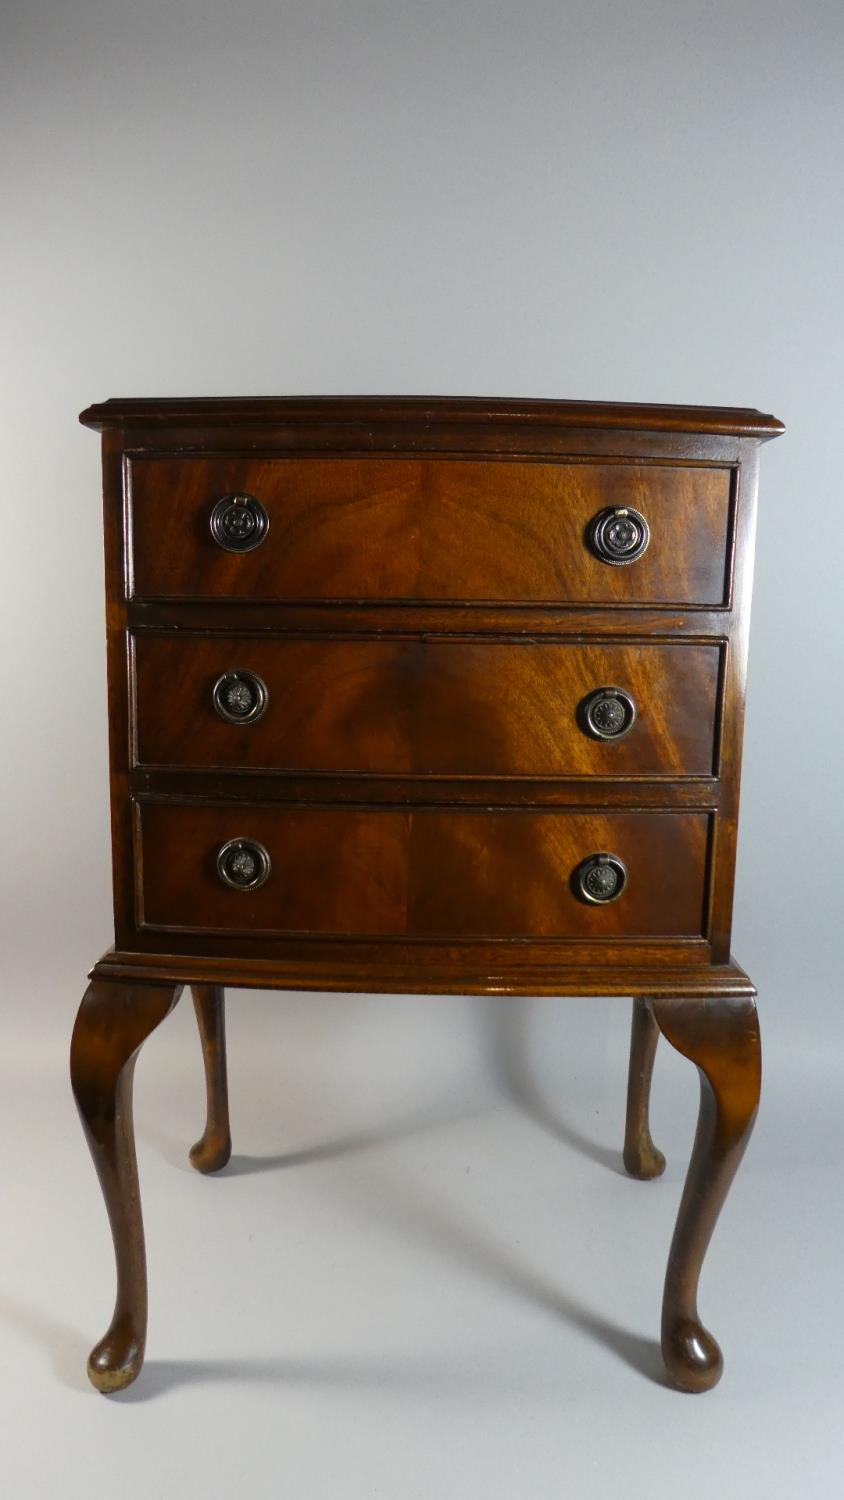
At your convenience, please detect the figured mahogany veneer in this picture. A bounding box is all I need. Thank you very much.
[137,802,710,939]
[133,635,722,778]
[128,456,733,605]
[72,395,783,1397]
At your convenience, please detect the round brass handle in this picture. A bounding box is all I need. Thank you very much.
[575,853,628,904]
[581,686,636,741]
[212,669,268,726]
[589,506,650,565]
[209,493,269,553]
[216,838,271,891]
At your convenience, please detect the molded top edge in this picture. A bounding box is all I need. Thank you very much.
[79,395,785,439]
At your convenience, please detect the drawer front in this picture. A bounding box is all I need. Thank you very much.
[137,802,709,939]
[134,636,721,778]
[128,457,732,605]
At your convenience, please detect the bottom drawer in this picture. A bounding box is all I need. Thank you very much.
[136,802,709,940]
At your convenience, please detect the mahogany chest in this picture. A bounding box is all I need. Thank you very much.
[71,395,783,1394]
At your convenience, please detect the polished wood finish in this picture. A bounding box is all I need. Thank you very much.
[80,394,785,439]
[134,635,721,778]
[90,401,775,973]
[623,997,666,1179]
[129,456,733,605]
[94,948,754,995]
[189,985,231,1174]
[138,802,710,939]
[651,994,761,1392]
[70,978,182,1391]
[74,394,781,1393]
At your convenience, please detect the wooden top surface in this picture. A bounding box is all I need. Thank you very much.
[79,395,784,439]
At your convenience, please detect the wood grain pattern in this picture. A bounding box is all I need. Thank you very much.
[133,635,721,778]
[136,802,710,940]
[128,457,733,605]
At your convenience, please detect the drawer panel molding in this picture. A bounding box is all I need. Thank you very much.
[136,801,711,941]
[133,635,722,779]
[128,457,734,606]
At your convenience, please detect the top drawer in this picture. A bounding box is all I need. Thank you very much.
[127,457,733,606]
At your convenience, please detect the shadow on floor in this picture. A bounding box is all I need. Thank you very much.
[142,1092,484,1177]
[149,994,632,1179]
[0,1262,665,1404]
[0,1295,91,1394]
[116,1317,666,1402]
[7,1100,667,1402]
[480,994,630,1175]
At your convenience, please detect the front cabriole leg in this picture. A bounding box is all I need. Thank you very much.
[651,993,761,1393]
[70,976,182,1393]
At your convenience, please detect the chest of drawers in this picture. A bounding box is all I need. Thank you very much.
[71,395,783,1395]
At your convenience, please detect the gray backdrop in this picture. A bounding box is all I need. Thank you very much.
[2,3,842,1496]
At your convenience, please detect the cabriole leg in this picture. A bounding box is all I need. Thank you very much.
[70,976,182,1393]
[651,994,761,1393]
[623,997,665,1179]
[189,984,232,1173]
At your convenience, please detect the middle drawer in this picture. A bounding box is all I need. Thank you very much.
[133,635,720,778]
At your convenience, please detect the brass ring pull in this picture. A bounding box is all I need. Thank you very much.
[216,838,271,891]
[581,686,636,741]
[209,494,269,553]
[589,507,650,565]
[212,670,268,726]
[575,853,628,904]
